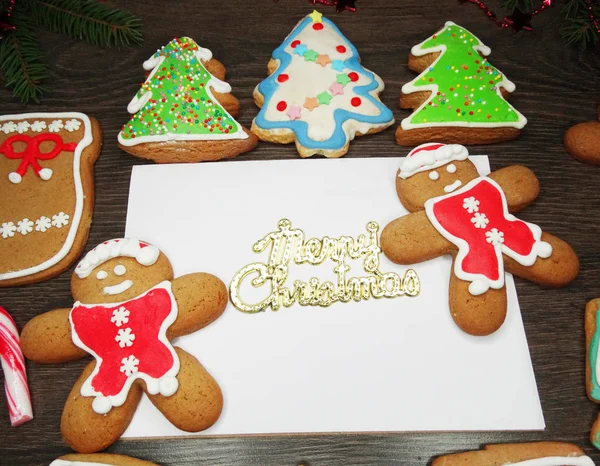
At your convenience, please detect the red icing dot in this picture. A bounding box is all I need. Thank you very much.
[291,40,301,48]
[313,23,324,30]
[278,74,289,83]
[336,45,347,53]
[348,72,359,82]
[276,101,287,111]
[351,97,362,107]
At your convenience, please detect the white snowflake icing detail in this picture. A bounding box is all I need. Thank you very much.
[471,212,489,229]
[462,196,480,213]
[115,328,136,348]
[485,228,505,246]
[0,222,17,238]
[110,306,130,327]
[16,219,34,235]
[120,355,139,376]
[1,121,17,134]
[51,212,69,228]
[64,119,81,132]
[35,216,52,232]
[16,121,30,134]
[30,121,47,132]
[48,120,64,133]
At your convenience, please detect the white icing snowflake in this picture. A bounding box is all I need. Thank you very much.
[462,196,480,213]
[16,121,30,134]
[115,328,136,348]
[1,121,17,134]
[485,228,505,246]
[471,212,489,229]
[111,306,130,327]
[64,119,81,132]
[51,212,69,228]
[16,219,34,235]
[48,120,64,133]
[35,216,52,232]
[0,221,17,239]
[120,355,139,377]
[30,121,47,132]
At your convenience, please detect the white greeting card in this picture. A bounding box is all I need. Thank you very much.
[123,156,544,437]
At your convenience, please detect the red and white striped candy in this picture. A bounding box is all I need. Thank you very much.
[0,306,32,426]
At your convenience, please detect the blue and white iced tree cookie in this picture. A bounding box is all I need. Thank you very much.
[586,298,600,450]
[252,10,394,158]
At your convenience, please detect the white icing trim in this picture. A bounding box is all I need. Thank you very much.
[505,456,595,466]
[69,281,180,414]
[399,143,469,179]
[424,176,553,296]
[119,38,247,146]
[1,212,70,239]
[400,21,526,130]
[75,238,159,279]
[103,279,133,296]
[443,179,462,193]
[0,113,92,281]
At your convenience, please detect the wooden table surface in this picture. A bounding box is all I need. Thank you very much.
[1,0,599,464]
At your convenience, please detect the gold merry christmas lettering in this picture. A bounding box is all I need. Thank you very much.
[230,219,420,313]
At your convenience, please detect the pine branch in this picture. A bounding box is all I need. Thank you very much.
[561,17,599,49]
[561,0,588,18]
[24,0,143,47]
[0,9,46,103]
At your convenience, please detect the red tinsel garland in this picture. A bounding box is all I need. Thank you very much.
[459,0,554,32]
[587,0,600,33]
[0,0,16,39]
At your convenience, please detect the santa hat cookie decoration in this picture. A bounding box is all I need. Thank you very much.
[75,238,160,279]
[399,143,469,179]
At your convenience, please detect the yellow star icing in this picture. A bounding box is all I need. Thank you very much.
[308,10,323,23]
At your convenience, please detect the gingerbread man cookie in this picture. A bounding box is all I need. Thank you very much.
[21,238,227,452]
[564,104,600,165]
[51,453,158,466]
[432,442,594,465]
[380,143,579,336]
[0,112,102,286]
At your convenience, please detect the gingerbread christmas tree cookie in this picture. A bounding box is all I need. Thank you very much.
[118,37,257,163]
[252,10,394,158]
[396,22,527,146]
[0,112,102,287]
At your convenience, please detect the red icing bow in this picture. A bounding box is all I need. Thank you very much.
[0,133,77,184]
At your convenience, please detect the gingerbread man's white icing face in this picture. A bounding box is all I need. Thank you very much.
[71,240,173,304]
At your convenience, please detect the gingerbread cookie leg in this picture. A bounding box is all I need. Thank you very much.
[144,347,223,432]
[167,273,228,339]
[61,360,143,453]
[21,308,87,363]
[449,265,507,336]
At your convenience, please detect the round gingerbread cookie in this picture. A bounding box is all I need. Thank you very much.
[564,104,600,165]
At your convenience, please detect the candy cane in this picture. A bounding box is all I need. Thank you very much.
[0,306,33,426]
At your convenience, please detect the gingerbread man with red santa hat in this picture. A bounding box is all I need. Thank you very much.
[21,238,227,452]
[381,143,579,336]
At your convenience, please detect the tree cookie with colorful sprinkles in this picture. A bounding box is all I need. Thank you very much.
[396,21,527,146]
[432,442,594,465]
[252,10,394,158]
[0,112,102,287]
[118,37,257,163]
[21,238,227,452]
[380,143,578,336]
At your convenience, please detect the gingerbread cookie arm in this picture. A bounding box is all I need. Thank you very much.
[487,165,540,213]
[449,263,507,336]
[58,453,158,466]
[592,412,600,450]
[21,308,87,363]
[61,360,143,453]
[168,273,227,339]
[503,232,579,287]
[143,347,223,432]
[381,211,453,264]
